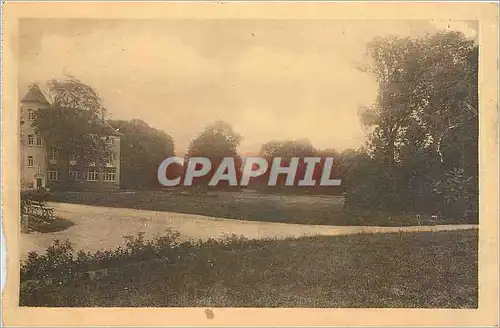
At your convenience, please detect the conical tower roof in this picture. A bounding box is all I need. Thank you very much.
[21,83,49,104]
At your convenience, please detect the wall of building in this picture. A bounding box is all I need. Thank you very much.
[20,102,48,190]
[109,135,121,189]
[20,89,122,192]
[45,135,121,191]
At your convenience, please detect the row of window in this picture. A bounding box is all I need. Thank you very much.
[27,155,116,167]
[26,110,116,146]
[48,168,117,182]
[27,134,43,146]
[26,138,116,160]
[26,148,117,163]
[52,148,117,163]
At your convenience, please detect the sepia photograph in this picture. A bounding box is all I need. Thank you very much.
[2,2,499,327]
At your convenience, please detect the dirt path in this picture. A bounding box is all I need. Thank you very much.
[20,202,478,260]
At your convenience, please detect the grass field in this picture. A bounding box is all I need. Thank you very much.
[20,229,478,308]
[51,190,452,226]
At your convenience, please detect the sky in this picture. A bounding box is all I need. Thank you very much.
[18,19,478,155]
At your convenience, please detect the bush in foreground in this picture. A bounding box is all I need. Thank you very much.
[20,229,478,308]
[21,229,185,283]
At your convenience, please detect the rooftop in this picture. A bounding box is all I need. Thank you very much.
[20,84,50,104]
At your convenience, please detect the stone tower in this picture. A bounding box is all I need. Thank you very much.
[20,84,50,190]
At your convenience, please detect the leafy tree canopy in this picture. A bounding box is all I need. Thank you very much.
[260,139,316,160]
[108,119,175,189]
[187,120,242,159]
[33,76,113,166]
[347,31,478,218]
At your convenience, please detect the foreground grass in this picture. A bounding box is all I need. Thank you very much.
[51,190,462,226]
[20,229,478,308]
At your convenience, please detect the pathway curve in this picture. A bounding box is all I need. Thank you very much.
[21,202,478,259]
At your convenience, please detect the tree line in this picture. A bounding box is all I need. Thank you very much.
[33,30,478,221]
[163,121,345,194]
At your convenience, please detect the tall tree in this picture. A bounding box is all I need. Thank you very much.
[350,31,478,217]
[258,139,315,187]
[188,120,242,158]
[33,77,114,187]
[108,119,175,189]
[187,120,242,187]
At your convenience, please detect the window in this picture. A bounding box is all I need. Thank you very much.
[106,152,116,164]
[102,168,116,182]
[36,136,42,146]
[27,135,34,146]
[49,147,58,160]
[27,156,34,167]
[106,136,115,145]
[86,168,99,181]
[69,152,77,165]
[68,168,80,181]
[27,109,34,120]
[48,169,60,181]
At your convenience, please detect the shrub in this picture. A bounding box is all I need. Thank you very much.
[21,228,245,284]
[21,240,74,282]
[28,217,75,233]
[21,189,53,202]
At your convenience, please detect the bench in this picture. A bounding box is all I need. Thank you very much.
[21,200,54,222]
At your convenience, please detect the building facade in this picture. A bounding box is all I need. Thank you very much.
[20,84,122,191]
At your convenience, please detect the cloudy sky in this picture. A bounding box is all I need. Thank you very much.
[18,19,477,155]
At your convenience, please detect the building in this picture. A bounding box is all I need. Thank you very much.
[20,84,122,191]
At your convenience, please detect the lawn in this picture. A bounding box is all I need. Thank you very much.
[20,229,478,308]
[50,190,456,226]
